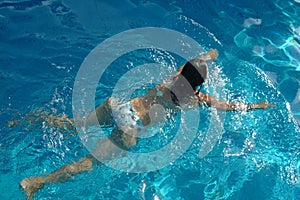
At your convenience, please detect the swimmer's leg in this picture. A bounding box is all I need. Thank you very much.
[85,98,114,127]
[44,97,115,129]
[9,97,114,133]
[7,108,76,134]
[20,127,138,200]
[20,156,94,200]
[62,97,116,127]
[110,127,138,150]
[7,108,46,128]
[92,127,138,160]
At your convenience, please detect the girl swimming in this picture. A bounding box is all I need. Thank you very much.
[19,49,275,200]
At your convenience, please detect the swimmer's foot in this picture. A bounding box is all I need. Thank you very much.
[20,176,45,200]
[7,120,19,128]
[20,157,93,200]
[200,49,219,61]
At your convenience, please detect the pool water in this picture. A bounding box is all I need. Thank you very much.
[0,0,300,199]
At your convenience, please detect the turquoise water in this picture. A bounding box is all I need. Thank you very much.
[0,0,300,199]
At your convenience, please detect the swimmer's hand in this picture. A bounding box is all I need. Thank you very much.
[200,49,219,61]
[207,49,218,60]
[249,102,276,110]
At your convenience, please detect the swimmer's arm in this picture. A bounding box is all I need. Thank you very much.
[196,92,275,111]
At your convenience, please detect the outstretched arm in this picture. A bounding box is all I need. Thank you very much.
[196,92,275,111]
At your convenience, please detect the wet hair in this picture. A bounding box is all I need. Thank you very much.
[180,58,208,90]
[170,58,208,104]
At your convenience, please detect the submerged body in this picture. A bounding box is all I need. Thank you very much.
[19,49,275,200]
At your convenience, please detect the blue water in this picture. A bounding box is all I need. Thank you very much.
[0,0,300,199]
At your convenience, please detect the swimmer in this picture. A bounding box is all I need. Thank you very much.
[19,49,275,200]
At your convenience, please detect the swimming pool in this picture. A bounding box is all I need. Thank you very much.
[0,0,299,199]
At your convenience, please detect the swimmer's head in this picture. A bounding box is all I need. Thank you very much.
[180,58,208,90]
[170,59,208,105]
